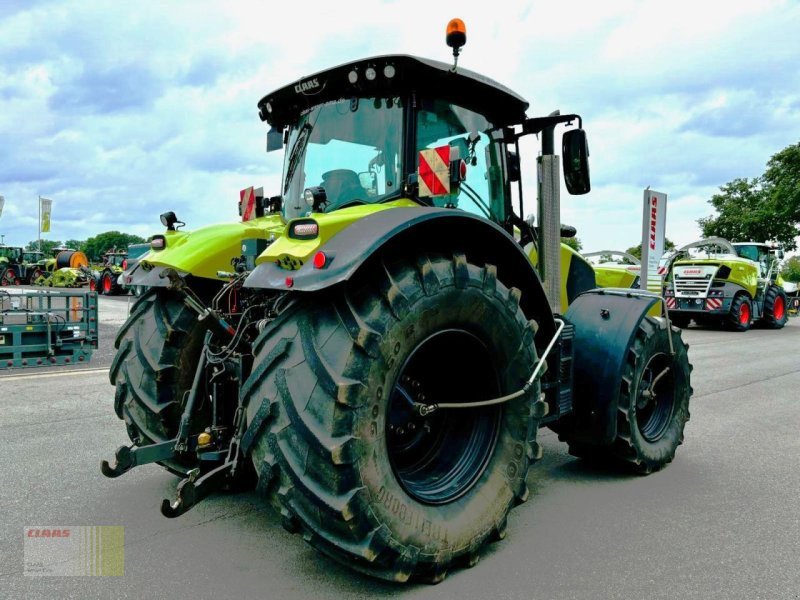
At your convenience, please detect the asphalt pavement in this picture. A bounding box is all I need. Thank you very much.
[1,298,798,600]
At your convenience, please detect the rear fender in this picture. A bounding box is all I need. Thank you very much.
[245,207,558,349]
[564,288,660,445]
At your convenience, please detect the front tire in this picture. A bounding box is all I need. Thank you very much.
[561,318,692,474]
[109,289,206,475]
[761,285,788,329]
[243,254,545,582]
[726,294,752,332]
[611,318,692,473]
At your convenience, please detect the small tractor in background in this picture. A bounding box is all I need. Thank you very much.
[584,250,641,289]
[21,250,46,284]
[90,249,128,295]
[0,245,25,286]
[662,237,788,331]
[102,20,692,583]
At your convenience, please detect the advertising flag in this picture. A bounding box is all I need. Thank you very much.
[41,198,53,233]
[0,195,4,219]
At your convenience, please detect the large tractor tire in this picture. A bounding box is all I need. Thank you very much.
[243,253,545,583]
[726,294,752,332]
[761,285,788,329]
[109,288,206,475]
[562,317,692,474]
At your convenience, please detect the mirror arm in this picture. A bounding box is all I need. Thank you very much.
[512,114,583,141]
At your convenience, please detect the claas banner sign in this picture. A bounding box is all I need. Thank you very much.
[40,197,53,233]
[640,189,667,294]
[239,187,264,221]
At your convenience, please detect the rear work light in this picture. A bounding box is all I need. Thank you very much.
[289,220,319,240]
[150,235,166,250]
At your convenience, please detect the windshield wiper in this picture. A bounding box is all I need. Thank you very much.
[283,123,313,194]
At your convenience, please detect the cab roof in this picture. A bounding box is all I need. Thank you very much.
[258,54,530,129]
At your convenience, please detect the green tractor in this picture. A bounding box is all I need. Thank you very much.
[0,245,25,286]
[102,23,692,583]
[662,237,788,331]
[21,250,46,284]
[91,249,128,295]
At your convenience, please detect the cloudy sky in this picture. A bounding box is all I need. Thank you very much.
[1,0,798,253]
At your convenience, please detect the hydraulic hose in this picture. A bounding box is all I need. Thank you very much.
[413,319,565,417]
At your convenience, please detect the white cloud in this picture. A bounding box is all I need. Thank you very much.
[0,0,798,252]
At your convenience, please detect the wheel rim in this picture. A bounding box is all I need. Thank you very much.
[739,301,750,325]
[635,352,676,443]
[386,329,501,505]
[774,296,785,321]
[103,275,112,293]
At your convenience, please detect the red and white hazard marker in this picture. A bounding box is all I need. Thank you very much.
[706,298,722,310]
[240,186,256,221]
[418,146,451,197]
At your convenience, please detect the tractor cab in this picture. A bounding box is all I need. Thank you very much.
[259,54,589,233]
[104,251,128,269]
[0,245,23,263]
[732,242,781,280]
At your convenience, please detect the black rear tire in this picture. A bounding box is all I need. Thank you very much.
[243,253,545,582]
[726,294,752,332]
[109,288,206,475]
[761,285,788,329]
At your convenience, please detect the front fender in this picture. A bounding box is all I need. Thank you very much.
[564,288,660,444]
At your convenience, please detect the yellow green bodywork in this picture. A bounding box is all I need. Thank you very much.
[528,243,596,315]
[143,215,286,280]
[593,263,640,289]
[257,199,419,268]
[142,199,418,279]
[139,198,596,316]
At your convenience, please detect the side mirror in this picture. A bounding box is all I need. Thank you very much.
[267,126,284,152]
[562,129,590,195]
[777,248,785,259]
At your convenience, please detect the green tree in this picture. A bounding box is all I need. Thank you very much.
[561,236,582,252]
[83,231,146,261]
[64,239,86,252]
[698,143,800,251]
[781,256,800,283]
[26,239,63,255]
[625,238,676,260]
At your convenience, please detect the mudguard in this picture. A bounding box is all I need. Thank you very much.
[246,207,558,346]
[564,288,660,444]
[123,216,285,287]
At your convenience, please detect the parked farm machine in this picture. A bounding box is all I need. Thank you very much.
[101,22,692,583]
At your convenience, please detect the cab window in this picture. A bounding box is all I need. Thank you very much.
[416,100,506,223]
